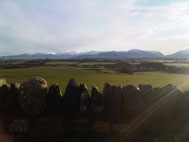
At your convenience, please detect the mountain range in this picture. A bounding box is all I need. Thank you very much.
[1,49,189,59]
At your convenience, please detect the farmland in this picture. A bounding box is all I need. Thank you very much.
[1,61,189,94]
[164,62,189,67]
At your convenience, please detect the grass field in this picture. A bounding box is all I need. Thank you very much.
[164,63,189,68]
[46,61,79,65]
[79,62,115,65]
[1,65,189,94]
[46,61,115,66]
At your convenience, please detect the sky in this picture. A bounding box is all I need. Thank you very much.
[0,0,189,56]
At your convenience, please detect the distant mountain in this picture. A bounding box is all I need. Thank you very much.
[79,51,106,55]
[73,49,164,59]
[167,49,189,58]
[0,53,73,59]
[0,49,165,59]
[2,49,189,59]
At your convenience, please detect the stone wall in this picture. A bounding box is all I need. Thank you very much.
[0,77,189,142]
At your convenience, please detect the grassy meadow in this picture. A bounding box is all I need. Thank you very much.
[1,62,189,94]
[164,63,189,68]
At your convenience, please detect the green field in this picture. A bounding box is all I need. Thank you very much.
[46,61,114,66]
[1,65,189,94]
[164,63,189,68]
[46,61,79,65]
[79,62,115,65]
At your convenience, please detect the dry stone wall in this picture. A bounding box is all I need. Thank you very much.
[0,77,189,142]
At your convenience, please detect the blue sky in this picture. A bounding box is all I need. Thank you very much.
[1,0,189,56]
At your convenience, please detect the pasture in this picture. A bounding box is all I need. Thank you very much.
[1,63,189,94]
[164,62,189,68]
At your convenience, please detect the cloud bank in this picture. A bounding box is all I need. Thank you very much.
[0,0,189,55]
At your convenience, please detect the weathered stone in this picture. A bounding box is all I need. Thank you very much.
[31,117,64,137]
[0,84,10,113]
[138,84,154,106]
[112,123,130,133]
[123,85,183,141]
[91,85,104,114]
[46,85,62,115]
[93,121,111,133]
[0,134,14,142]
[124,114,166,141]
[178,91,189,116]
[64,119,89,132]
[0,118,8,135]
[122,85,144,119]
[91,85,101,98]
[78,84,90,113]
[153,87,166,103]
[61,78,80,116]
[9,119,29,134]
[3,83,20,113]
[153,87,161,96]
[0,79,6,87]
[155,84,183,122]
[17,77,47,117]
[103,83,110,97]
[10,83,20,95]
[103,83,122,119]
[163,84,182,97]
[138,84,153,92]
[154,84,182,101]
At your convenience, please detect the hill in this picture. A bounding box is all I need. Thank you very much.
[0,49,165,59]
[167,49,189,58]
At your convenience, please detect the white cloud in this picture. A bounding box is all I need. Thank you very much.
[0,0,189,55]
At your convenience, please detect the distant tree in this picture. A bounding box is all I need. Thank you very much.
[136,62,166,71]
[115,61,134,74]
